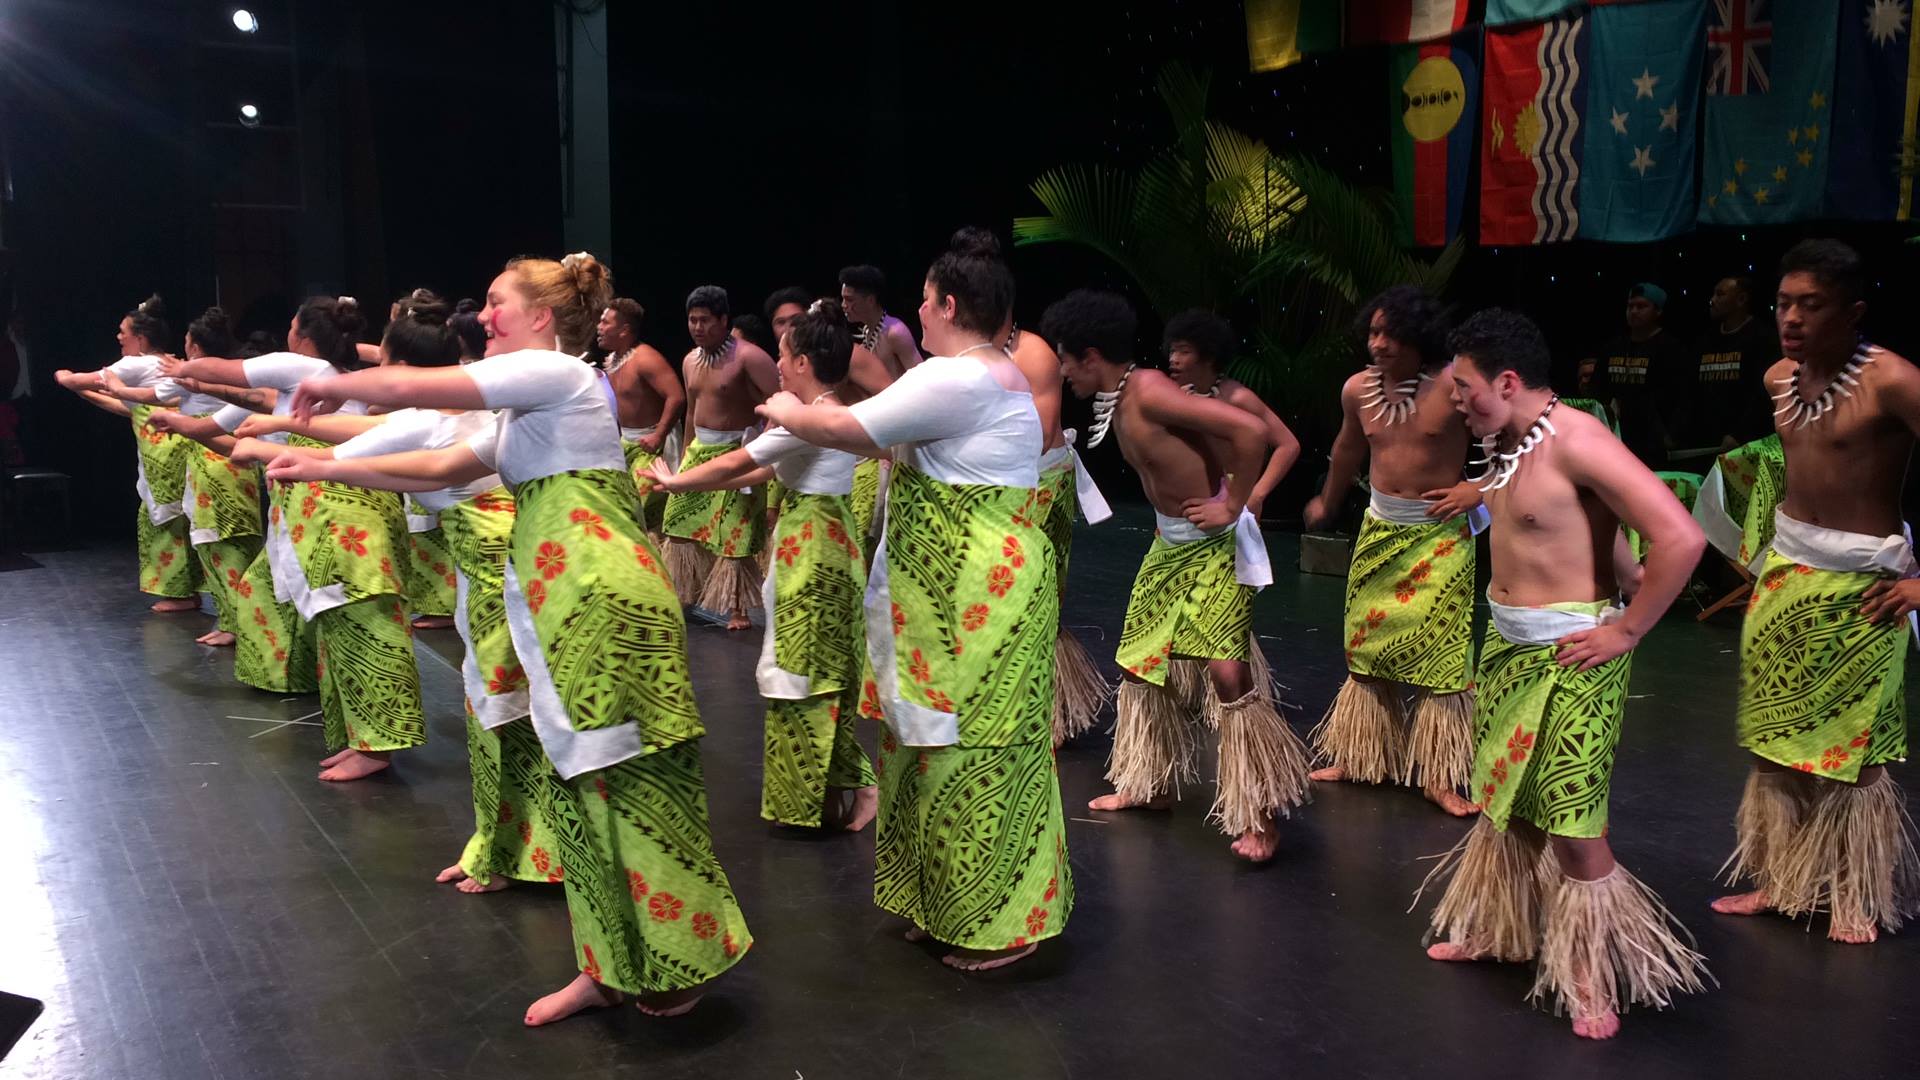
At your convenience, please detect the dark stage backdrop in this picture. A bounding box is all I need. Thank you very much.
[2,0,562,537]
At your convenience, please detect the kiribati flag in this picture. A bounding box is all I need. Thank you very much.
[1829,0,1920,219]
[1389,30,1481,246]
[1480,13,1590,244]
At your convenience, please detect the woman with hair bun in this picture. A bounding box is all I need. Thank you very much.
[267,252,750,1025]
[651,298,879,831]
[53,294,205,612]
[163,295,427,782]
[758,231,1071,972]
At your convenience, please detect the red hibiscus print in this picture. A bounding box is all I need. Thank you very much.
[1025,907,1048,937]
[1507,725,1534,764]
[498,801,514,824]
[1349,631,1366,649]
[1036,486,1055,507]
[1365,608,1387,629]
[1434,539,1457,558]
[1763,568,1788,591]
[488,665,527,694]
[270,505,282,526]
[595,777,609,801]
[272,648,286,662]
[649,892,684,922]
[380,557,393,577]
[158,550,175,568]
[1043,877,1058,902]
[1394,579,1415,603]
[1002,536,1025,568]
[691,526,711,543]
[987,565,1015,597]
[582,944,601,982]
[300,496,317,519]
[891,602,906,636]
[777,535,802,566]
[1409,559,1432,583]
[519,820,533,843]
[547,865,564,884]
[444,572,457,588]
[291,524,305,544]
[252,608,269,627]
[926,689,953,711]
[961,604,990,632]
[1851,728,1873,750]
[861,680,883,719]
[691,912,719,940]
[907,649,931,684]
[723,933,740,958]
[1793,564,1813,575]
[196,491,212,509]
[1483,782,1498,801]
[915,752,930,775]
[1793,762,1814,773]
[800,521,814,540]
[880,730,898,755]
[524,578,547,615]
[530,847,551,874]
[570,508,612,541]
[535,541,568,579]
[338,526,369,556]
[1490,758,1509,785]
[633,543,658,572]
[628,870,650,900]
[1821,746,1850,772]
[826,519,847,544]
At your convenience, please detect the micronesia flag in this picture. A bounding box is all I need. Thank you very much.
[1481,12,1590,244]
[1829,0,1920,220]
[1578,0,1708,241]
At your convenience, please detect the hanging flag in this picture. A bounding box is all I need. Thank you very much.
[1247,0,1343,72]
[1487,0,1585,25]
[1350,1,1470,45]
[1389,30,1482,245]
[1480,14,1590,244]
[1700,0,1838,224]
[1578,0,1708,241]
[1829,0,1919,220]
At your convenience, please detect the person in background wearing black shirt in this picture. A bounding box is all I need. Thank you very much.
[1686,275,1779,452]
[1592,282,1689,468]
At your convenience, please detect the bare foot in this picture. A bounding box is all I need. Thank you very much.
[903,926,930,942]
[636,986,706,1017]
[1309,765,1348,782]
[318,749,391,782]
[1230,826,1279,863]
[943,943,1038,972]
[1572,1010,1621,1040]
[1425,941,1489,962]
[319,748,355,767]
[524,972,620,1027]
[1423,788,1479,817]
[1088,791,1173,812]
[150,598,198,613]
[1709,889,1773,917]
[726,611,752,631]
[1829,921,1879,945]
[456,875,510,894]
[840,785,878,833]
[435,862,467,883]
[411,615,454,630]
[200,630,236,647]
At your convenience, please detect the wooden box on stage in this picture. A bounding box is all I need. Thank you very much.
[1298,533,1352,577]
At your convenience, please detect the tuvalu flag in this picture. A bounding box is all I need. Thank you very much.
[1389,29,1482,245]
[1577,0,1707,241]
[1829,0,1920,220]
[1699,0,1838,225]
[1246,0,1342,73]
[1350,1,1470,45]
[1480,13,1590,244]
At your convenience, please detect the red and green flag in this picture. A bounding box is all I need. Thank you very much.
[1351,1,1471,45]
[1389,29,1482,246]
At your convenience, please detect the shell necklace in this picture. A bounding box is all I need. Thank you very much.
[1468,396,1559,493]
[1362,364,1429,425]
[1771,341,1874,429]
[1086,363,1137,448]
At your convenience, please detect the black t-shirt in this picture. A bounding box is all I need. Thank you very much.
[1591,329,1689,466]
[1682,318,1779,448]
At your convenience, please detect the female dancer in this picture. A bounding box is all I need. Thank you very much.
[54,295,202,612]
[267,253,750,1023]
[760,229,1070,971]
[652,299,878,830]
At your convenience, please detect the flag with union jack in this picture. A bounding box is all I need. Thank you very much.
[1699,1,1837,224]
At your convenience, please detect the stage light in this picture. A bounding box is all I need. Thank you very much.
[238,103,261,128]
[232,9,259,34]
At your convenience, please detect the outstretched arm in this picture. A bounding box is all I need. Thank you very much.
[265,443,487,493]
[97,368,163,404]
[236,411,385,444]
[289,365,485,420]
[172,356,252,387]
[1554,425,1705,670]
[77,389,133,418]
[1304,376,1368,530]
[757,393,884,457]
[146,409,236,455]
[648,445,770,493]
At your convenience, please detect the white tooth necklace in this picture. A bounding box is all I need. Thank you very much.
[1771,341,1873,429]
[1468,396,1559,493]
[1361,364,1428,425]
[1086,363,1136,449]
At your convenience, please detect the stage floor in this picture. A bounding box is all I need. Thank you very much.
[4,507,1919,1078]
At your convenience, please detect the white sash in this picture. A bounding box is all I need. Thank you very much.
[1488,595,1622,647]
[1154,508,1272,589]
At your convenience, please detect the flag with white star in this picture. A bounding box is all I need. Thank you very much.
[1829,0,1917,219]
[1699,1,1838,224]
[1577,0,1707,241]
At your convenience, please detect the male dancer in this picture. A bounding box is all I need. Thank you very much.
[1046,289,1309,863]
[662,285,780,629]
[1302,286,1482,814]
[1714,239,1920,944]
[596,298,684,537]
[839,265,922,374]
[765,286,811,342]
[1419,308,1708,1040]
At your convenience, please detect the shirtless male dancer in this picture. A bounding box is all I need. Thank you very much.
[597,297,685,537]
[1419,308,1708,1040]
[839,265,922,375]
[662,285,781,629]
[832,276,919,550]
[1713,239,1920,944]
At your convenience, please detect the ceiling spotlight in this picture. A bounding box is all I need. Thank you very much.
[238,103,261,128]
[232,9,259,34]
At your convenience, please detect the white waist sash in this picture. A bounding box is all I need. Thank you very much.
[693,426,744,446]
[1767,509,1917,578]
[1488,595,1622,647]
[1366,489,1490,534]
[1038,428,1112,525]
[1153,508,1272,589]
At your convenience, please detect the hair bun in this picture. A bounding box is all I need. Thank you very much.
[948,226,1001,260]
[562,251,613,313]
[454,297,480,314]
[137,293,167,317]
[807,297,848,326]
[406,298,451,328]
[199,305,231,330]
[333,295,365,336]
